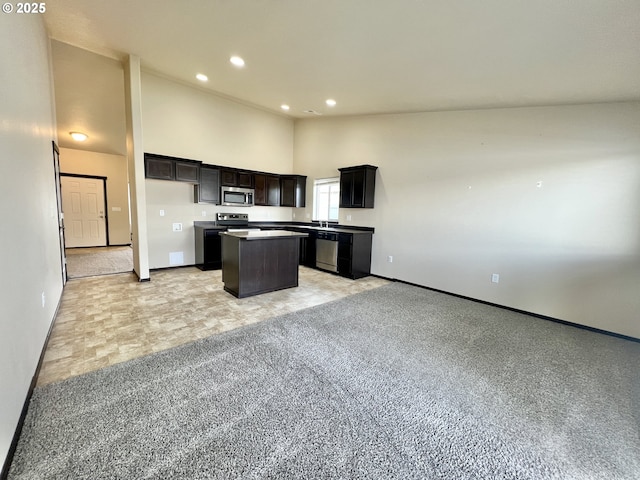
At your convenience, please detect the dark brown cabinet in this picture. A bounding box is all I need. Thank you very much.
[144,154,174,180]
[145,153,201,183]
[144,152,307,210]
[238,172,254,188]
[194,226,223,270]
[337,232,373,279]
[299,229,316,267]
[221,169,254,187]
[254,173,281,206]
[175,160,200,183]
[339,165,377,208]
[194,166,220,204]
[220,169,238,186]
[221,233,305,298]
[280,175,307,207]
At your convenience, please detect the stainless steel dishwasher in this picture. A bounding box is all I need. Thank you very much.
[315,231,339,272]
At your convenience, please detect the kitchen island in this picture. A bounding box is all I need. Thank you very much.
[220,230,309,298]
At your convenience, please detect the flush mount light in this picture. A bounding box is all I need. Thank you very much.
[230,56,245,67]
[70,132,88,142]
[196,73,208,82]
[325,99,337,107]
[281,104,290,111]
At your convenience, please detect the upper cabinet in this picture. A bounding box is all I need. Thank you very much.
[280,175,306,208]
[221,168,254,188]
[175,160,200,183]
[144,154,174,180]
[254,173,281,206]
[339,165,377,208]
[144,152,306,209]
[195,166,220,204]
[144,153,200,183]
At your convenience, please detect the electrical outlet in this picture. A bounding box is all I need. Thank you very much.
[172,223,182,232]
[491,273,500,283]
[388,255,393,263]
[41,292,45,308]
[201,211,207,217]
[346,214,352,221]
[159,209,165,217]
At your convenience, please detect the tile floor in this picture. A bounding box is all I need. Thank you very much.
[38,266,390,386]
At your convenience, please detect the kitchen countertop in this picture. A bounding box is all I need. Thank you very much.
[194,221,373,235]
[251,223,373,235]
[220,230,309,240]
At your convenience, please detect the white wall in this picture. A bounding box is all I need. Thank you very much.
[140,72,295,268]
[0,15,61,468]
[294,103,640,338]
[59,148,131,245]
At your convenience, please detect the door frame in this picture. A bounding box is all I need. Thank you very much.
[52,142,67,284]
[60,173,110,247]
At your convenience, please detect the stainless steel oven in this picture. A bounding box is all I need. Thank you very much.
[315,231,339,272]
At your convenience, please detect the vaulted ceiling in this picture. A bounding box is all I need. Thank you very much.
[45,0,640,154]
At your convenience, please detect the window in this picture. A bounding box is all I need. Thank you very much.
[313,177,340,221]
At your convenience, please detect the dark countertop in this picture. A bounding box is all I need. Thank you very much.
[250,223,374,235]
[194,221,374,235]
[220,230,309,240]
[193,222,226,230]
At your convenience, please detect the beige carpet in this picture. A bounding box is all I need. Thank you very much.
[65,246,133,279]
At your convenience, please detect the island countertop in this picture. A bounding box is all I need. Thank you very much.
[220,230,308,240]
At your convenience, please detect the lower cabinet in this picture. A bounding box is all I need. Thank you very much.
[299,230,317,267]
[195,224,372,279]
[194,227,223,270]
[337,232,372,279]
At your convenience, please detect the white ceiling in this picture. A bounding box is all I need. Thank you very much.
[45,0,640,152]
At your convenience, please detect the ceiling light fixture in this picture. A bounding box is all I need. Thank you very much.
[326,99,337,107]
[70,131,88,142]
[196,73,208,82]
[230,56,245,67]
[281,104,290,111]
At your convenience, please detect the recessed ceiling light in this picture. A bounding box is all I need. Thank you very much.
[326,99,337,107]
[196,73,208,82]
[281,104,290,111]
[230,56,245,67]
[70,132,88,142]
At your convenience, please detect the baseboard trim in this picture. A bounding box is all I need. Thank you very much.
[133,269,150,282]
[372,275,639,344]
[1,295,63,479]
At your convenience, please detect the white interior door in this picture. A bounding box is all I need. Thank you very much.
[61,176,107,248]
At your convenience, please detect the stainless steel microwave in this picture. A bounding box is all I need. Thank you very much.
[221,186,254,207]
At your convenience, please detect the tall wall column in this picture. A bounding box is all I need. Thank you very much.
[123,55,150,280]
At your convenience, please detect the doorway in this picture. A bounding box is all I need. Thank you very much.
[61,174,108,248]
[52,142,66,284]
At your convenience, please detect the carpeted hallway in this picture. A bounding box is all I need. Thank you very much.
[65,246,133,279]
[8,282,640,479]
